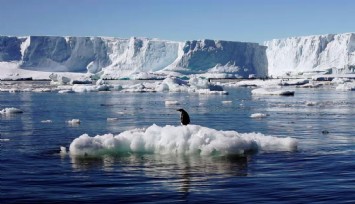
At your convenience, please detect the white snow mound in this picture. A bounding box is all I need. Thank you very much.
[68,124,298,156]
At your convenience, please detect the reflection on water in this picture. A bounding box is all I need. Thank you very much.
[69,154,249,194]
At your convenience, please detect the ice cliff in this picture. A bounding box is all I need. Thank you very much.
[1,33,354,78]
[0,36,267,78]
[264,33,355,76]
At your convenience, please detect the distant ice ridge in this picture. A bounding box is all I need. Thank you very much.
[264,33,355,77]
[68,124,298,156]
[0,36,267,79]
[0,75,228,94]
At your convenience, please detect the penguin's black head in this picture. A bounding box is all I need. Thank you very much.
[177,109,184,112]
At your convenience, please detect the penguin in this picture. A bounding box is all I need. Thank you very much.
[177,109,190,125]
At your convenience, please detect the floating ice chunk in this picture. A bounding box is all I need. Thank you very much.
[60,146,67,154]
[189,76,209,89]
[49,73,71,85]
[195,89,228,95]
[68,124,298,157]
[0,107,23,115]
[96,84,110,91]
[0,139,10,142]
[225,79,281,88]
[67,119,80,125]
[111,84,123,91]
[222,100,232,104]
[154,76,226,94]
[71,85,97,92]
[335,82,355,91]
[155,77,189,92]
[123,83,152,92]
[250,113,268,118]
[58,90,74,94]
[155,82,169,92]
[252,88,295,96]
[107,118,119,121]
[32,88,52,92]
[297,82,323,88]
[165,100,180,105]
[279,79,309,86]
[305,101,317,106]
[41,120,53,123]
[9,88,21,93]
[331,77,349,84]
[70,79,92,85]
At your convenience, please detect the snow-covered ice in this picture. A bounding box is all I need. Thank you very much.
[68,124,298,157]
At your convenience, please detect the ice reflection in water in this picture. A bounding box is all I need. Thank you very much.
[69,154,249,195]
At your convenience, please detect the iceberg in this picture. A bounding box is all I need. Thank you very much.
[0,36,268,79]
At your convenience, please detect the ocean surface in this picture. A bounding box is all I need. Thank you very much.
[1,82,354,203]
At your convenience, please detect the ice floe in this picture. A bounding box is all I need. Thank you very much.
[0,107,23,115]
[68,124,298,157]
[250,113,268,118]
[67,119,81,125]
[251,88,295,96]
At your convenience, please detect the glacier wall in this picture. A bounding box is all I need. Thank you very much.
[179,39,267,77]
[2,33,353,78]
[0,36,267,78]
[20,36,111,72]
[264,33,355,76]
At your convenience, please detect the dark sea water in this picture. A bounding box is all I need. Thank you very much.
[1,84,354,203]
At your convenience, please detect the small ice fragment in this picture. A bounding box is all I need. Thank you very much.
[41,120,53,123]
[58,90,74,94]
[67,119,80,124]
[252,88,295,96]
[222,100,232,104]
[165,100,180,105]
[107,118,119,121]
[305,101,317,106]
[0,107,23,115]
[60,146,67,154]
[250,113,268,118]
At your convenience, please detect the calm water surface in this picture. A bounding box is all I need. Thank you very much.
[1,83,354,203]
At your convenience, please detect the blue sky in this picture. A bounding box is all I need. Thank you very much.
[0,0,354,43]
